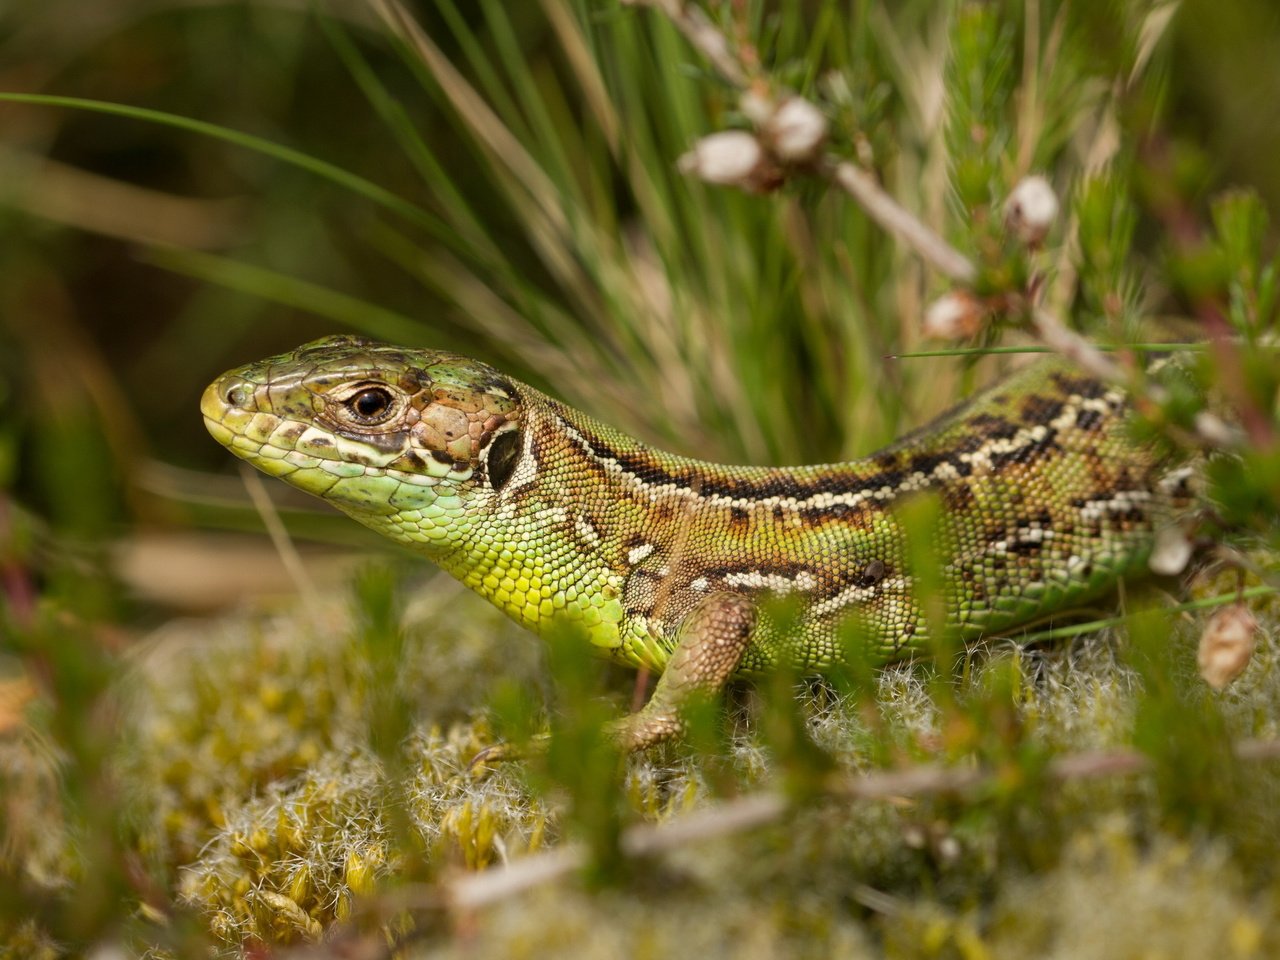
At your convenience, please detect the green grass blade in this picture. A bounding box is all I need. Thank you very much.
[318,16,506,269]
[0,91,447,236]
[145,247,426,344]
[1019,585,1280,645]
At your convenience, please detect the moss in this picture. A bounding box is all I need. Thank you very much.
[6,571,1280,957]
[116,577,544,868]
[409,881,879,960]
[0,918,61,960]
[0,728,69,890]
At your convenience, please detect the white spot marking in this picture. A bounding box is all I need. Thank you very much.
[549,385,1123,518]
[812,584,876,617]
[722,569,819,595]
[1078,489,1151,523]
[627,543,655,565]
[575,515,601,547]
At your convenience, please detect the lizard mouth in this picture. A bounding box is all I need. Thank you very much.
[199,376,242,449]
[200,370,467,519]
[200,375,321,484]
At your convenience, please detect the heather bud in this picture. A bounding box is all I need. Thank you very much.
[1005,175,1059,245]
[678,131,768,189]
[765,97,829,163]
[923,291,985,340]
[1198,604,1257,690]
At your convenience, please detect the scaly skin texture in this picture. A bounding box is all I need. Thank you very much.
[202,336,1194,750]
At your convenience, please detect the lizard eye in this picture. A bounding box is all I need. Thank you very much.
[345,386,396,424]
[485,429,522,490]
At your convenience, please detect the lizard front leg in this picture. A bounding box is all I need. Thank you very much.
[610,592,758,752]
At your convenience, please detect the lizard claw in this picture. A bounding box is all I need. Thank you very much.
[466,733,549,773]
[466,742,513,773]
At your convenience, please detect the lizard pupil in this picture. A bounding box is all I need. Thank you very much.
[348,387,394,422]
[486,429,522,490]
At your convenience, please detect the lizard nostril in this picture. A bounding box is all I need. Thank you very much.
[222,381,249,408]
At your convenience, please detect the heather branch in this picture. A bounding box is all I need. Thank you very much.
[620,0,747,87]
[626,0,1243,453]
[623,0,976,284]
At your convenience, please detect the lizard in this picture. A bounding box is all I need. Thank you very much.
[201,335,1197,751]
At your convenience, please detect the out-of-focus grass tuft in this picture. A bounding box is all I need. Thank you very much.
[2,0,1280,955]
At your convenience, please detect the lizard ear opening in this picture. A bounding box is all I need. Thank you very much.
[485,428,522,490]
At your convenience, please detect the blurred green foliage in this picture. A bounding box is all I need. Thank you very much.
[1,0,1279,956]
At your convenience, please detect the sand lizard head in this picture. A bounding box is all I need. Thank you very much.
[201,335,525,550]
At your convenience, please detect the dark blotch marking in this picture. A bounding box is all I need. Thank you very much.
[481,376,518,399]
[332,425,407,454]
[989,427,1060,468]
[1020,394,1066,424]
[1075,408,1105,432]
[869,468,906,491]
[971,413,1020,439]
[1051,372,1108,400]
[399,451,427,471]
[857,559,887,588]
[528,432,548,464]
[908,451,950,474]
[942,482,975,510]
[1167,473,1195,503]
[485,429,523,491]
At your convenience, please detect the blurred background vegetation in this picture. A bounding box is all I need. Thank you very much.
[2,0,1280,956]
